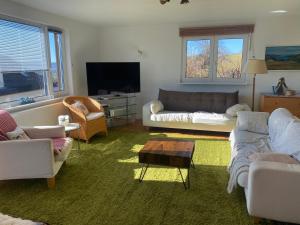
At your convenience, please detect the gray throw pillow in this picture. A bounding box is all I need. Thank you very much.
[226,104,251,117]
[237,111,270,134]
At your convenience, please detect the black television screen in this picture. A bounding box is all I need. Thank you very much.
[86,62,140,95]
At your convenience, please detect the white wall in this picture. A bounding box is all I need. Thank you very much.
[253,16,300,109]
[0,0,100,96]
[98,15,300,116]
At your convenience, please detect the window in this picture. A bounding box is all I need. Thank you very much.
[180,25,254,84]
[216,38,245,79]
[0,17,66,108]
[186,39,211,79]
[48,30,65,92]
[182,35,248,84]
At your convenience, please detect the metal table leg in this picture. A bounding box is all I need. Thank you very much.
[178,168,190,190]
[191,159,195,169]
[77,127,80,150]
[139,164,149,182]
[187,168,190,189]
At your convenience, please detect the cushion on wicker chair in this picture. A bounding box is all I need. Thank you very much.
[86,112,105,121]
[72,101,89,115]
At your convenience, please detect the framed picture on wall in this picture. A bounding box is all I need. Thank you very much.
[265,46,300,70]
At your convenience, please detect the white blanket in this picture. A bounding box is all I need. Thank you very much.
[227,129,271,193]
[150,111,192,123]
[192,112,231,125]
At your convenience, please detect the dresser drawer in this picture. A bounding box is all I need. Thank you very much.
[264,97,298,108]
[261,95,300,116]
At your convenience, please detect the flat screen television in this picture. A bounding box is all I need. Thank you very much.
[86,62,140,95]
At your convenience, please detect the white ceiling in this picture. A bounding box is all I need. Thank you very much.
[10,0,300,26]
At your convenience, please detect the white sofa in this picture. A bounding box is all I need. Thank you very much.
[228,108,300,224]
[143,89,239,132]
[143,103,236,132]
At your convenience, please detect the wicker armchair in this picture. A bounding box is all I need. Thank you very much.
[63,96,108,143]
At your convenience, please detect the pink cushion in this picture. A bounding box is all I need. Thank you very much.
[52,138,68,154]
[249,152,299,164]
[0,129,8,141]
[0,110,17,133]
[0,134,8,141]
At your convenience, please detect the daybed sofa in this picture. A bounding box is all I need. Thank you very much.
[228,108,300,224]
[143,89,239,132]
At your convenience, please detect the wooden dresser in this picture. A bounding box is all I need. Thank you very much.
[260,94,300,117]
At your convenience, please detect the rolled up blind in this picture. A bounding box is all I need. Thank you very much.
[179,25,255,37]
[0,18,47,72]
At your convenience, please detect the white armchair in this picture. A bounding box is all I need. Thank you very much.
[0,125,73,188]
[246,161,300,224]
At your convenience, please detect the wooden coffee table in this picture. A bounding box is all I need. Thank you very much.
[138,138,195,189]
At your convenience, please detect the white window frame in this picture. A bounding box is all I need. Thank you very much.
[181,34,250,85]
[45,28,67,97]
[181,36,214,83]
[0,15,68,108]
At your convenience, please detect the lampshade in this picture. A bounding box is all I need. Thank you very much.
[246,59,268,74]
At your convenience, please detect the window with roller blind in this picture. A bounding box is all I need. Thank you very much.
[180,25,254,84]
[0,16,66,108]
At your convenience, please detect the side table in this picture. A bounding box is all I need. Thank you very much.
[64,123,81,150]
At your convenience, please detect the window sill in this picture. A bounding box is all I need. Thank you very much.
[6,97,65,114]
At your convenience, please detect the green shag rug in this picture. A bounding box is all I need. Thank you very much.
[0,128,280,225]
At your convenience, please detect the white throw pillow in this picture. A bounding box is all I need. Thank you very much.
[226,104,251,117]
[271,120,300,161]
[150,100,164,114]
[236,111,269,134]
[72,101,89,115]
[6,127,30,140]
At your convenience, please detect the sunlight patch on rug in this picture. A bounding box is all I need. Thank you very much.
[133,167,187,183]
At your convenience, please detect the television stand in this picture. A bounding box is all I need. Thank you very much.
[92,93,136,127]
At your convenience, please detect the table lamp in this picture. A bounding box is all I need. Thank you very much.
[246,59,268,111]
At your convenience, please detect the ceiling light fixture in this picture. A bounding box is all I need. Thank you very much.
[270,10,288,14]
[160,0,190,5]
